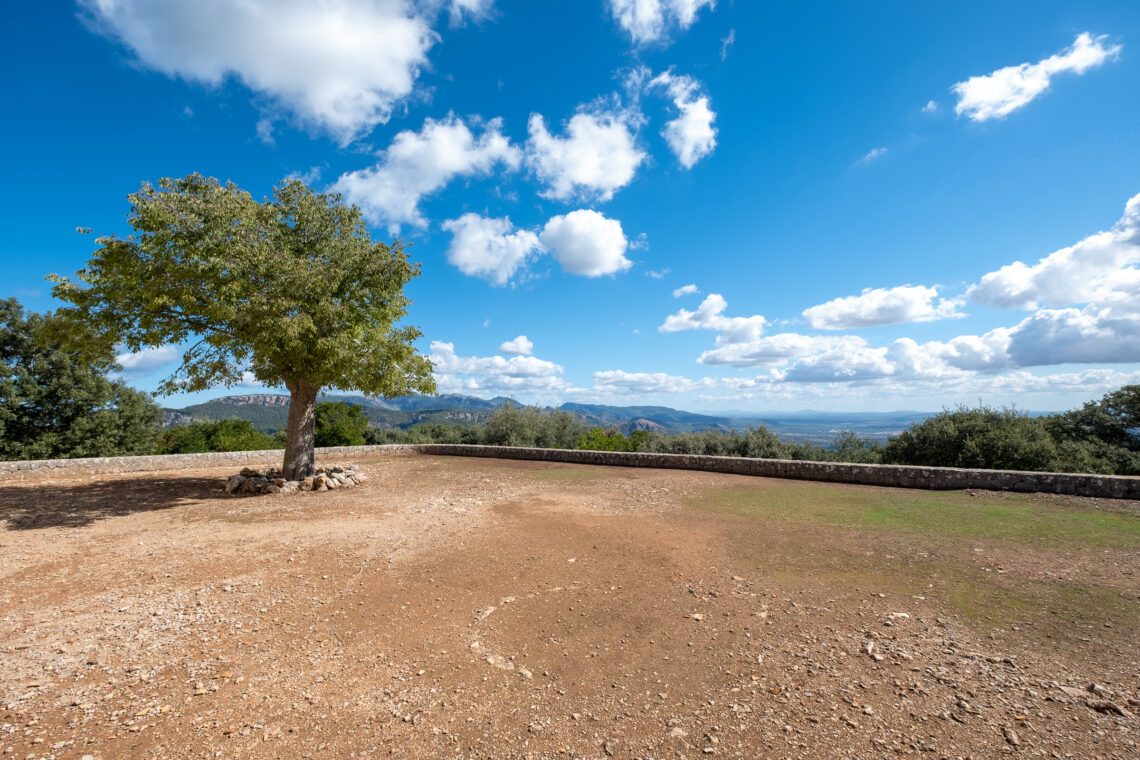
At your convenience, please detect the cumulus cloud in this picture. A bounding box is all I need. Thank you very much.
[499,335,534,356]
[525,111,647,202]
[114,345,181,373]
[659,294,767,343]
[441,214,542,286]
[698,334,863,368]
[442,209,632,283]
[540,210,632,277]
[952,32,1122,122]
[607,0,715,45]
[968,193,1140,310]
[333,115,519,230]
[1003,305,1140,367]
[803,285,966,330]
[429,340,570,396]
[447,0,493,25]
[650,72,717,168]
[591,370,710,395]
[81,0,438,144]
[672,284,699,298]
[922,100,939,113]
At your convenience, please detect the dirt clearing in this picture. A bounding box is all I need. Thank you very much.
[1,454,1138,759]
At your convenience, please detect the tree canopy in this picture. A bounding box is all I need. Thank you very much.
[51,174,435,478]
[0,298,160,460]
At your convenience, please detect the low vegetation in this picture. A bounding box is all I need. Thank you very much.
[2,293,1137,474]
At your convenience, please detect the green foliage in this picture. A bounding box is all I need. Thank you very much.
[0,298,160,461]
[576,427,649,452]
[50,175,434,398]
[314,401,369,447]
[1044,385,1140,474]
[366,422,485,445]
[881,405,1058,471]
[482,404,586,448]
[829,430,884,464]
[157,418,277,454]
[49,174,436,476]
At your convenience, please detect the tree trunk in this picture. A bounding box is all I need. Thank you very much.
[282,379,319,480]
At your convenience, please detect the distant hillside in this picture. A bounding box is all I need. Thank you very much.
[164,393,511,432]
[163,393,934,443]
[557,403,740,433]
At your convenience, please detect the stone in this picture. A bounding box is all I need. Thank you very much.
[225,475,247,494]
[300,476,314,491]
[332,472,348,484]
[1088,700,1129,717]
[313,474,328,489]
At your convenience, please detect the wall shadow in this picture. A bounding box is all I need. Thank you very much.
[0,475,225,531]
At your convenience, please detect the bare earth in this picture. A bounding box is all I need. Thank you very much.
[1,453,1138,759]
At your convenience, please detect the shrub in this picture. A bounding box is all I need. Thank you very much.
[157,419,277,454]
[314,401,369,447]
[881,405,1058,471]
[483,404,585,449]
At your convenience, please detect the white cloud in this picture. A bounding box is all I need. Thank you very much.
[441,213,542,286]
[672,284,699,298]
[646,268,671,279]
[525,111,647,201]
[540,210,632,277]
[447,0,493,25]
[429,340,571,397]
[499,335,534,356]
[1003,304,1140,367]
[333,115,520,231]
[650,72,717,168]
[857,147,887,165]
[442,209,633,282]
[698,334,863,368]
[591,370,709,395]
[607,0,715,45]
[81,0,438,144]
[803,285,966,329]
[659,294,767,343]
[952,32,1122,122]
[284,166,323,186]
[720,29,735,61]
[968,193,1140,310]
[114,345,181,373]
[922,100,939,113]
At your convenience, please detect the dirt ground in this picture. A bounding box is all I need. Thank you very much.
[1,453,1138,760]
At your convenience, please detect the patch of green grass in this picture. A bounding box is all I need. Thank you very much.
[689,482,1140,550]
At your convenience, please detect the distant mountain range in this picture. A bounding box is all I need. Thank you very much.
[161,393,938,443]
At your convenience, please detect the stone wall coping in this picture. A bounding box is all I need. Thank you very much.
[0,444,1137,500]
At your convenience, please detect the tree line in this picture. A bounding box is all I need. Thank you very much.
[3,299,1135,476]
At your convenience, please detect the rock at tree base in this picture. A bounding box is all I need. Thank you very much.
[223,464,364,496]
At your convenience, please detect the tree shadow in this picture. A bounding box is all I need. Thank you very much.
[0,475,227,531]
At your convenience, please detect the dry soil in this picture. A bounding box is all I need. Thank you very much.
[1,453,1138,759]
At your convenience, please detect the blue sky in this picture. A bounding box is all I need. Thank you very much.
[3,1,1139,412]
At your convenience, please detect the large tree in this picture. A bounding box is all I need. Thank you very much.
[50,175,435,479]
[0,298,160,460]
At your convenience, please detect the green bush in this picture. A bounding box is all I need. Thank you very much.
[881,405,1058,471]
[314,401,369,447]
[576,427,648,451]
[483,404,585,448]
[157,419,277,454]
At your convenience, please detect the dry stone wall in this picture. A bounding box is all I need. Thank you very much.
[1,444,1137,500]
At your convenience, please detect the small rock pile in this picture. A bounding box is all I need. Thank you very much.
[224,464,366,496]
